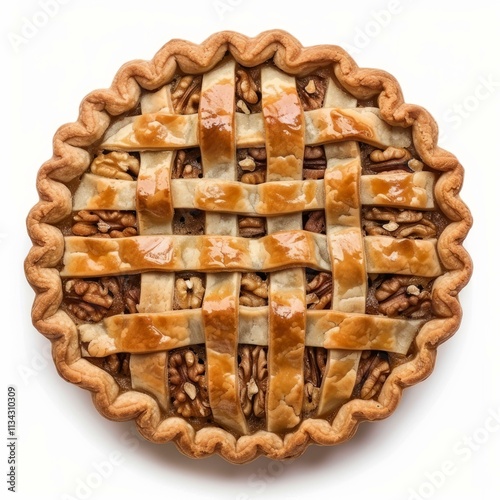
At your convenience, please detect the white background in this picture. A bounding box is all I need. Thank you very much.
[2,1,499,499]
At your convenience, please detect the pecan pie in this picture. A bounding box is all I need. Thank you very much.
[25,30,472,463]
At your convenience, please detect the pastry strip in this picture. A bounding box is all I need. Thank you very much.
[73,174,136,211]
[317,79,365,417]
[262,66,306,433]
[130,85,176,411]
[61,233,442,277]
[79,308,421,357]
[198,59,248,435]
[304,107,411,148]
[74,173,436,213]
[101,108,410,151]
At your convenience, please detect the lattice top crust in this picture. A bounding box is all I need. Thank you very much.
[25,30,472,463]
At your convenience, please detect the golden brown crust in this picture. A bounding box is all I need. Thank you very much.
[25,29,472,463]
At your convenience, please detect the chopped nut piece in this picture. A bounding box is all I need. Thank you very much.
[66,279,113,308]
[365,145,415,172]
[305,79,316,94]
[236,99,251,114]
[382,221,399,231]
[247,378,259,399]
[394,221,436,239]
[364,207,422,224]
[90,152,140,181]
[183,382,197,400]
[408,158,424,172]
[238,157,256,171]
[406,285,420,296]
[296,74,327,110]
[303,146,327,179]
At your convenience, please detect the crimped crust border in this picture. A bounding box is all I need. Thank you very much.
[25,29,472,463]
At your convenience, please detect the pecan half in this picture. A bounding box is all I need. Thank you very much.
[238,346,268,418]
[354,351,390,400]
[239,217,266,238]
[72,210,137,238]
[303,347,327,412]
[103,353,130,377]
[90,151,140,180]
[306,272,332,309]
[241,170,266,185]
[367,146,413,172]
[303,146,327,179]
[304,211,326,234]
[171,75,202,114]
[169,348,211,418]
[239,273,268,306]
[370,146,411,164]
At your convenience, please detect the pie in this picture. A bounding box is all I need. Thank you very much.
[25,30,472,463]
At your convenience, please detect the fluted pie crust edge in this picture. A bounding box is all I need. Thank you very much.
[25,30,472,463]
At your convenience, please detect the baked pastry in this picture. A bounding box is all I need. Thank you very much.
[25,30,472,462]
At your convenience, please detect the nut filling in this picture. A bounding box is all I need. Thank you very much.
[27,32,471,461]
[71,210,137,238]
[59,67,447,434]
[168,348,211,418]
[171,75,202,115]
[62,276,140,323]
[367,275,434,319]
[353,351,391,400]
[238,346,268,419]
[303,347,327,413]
